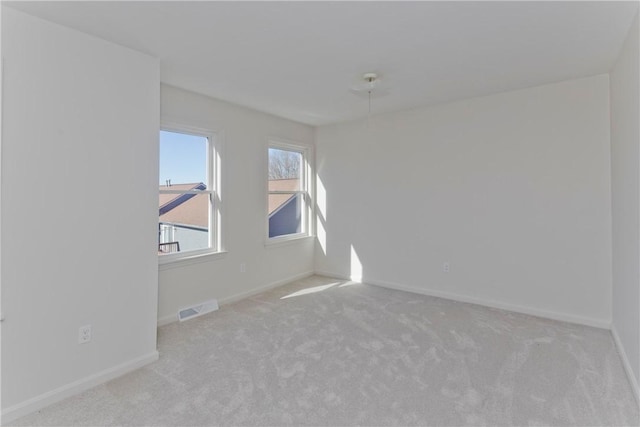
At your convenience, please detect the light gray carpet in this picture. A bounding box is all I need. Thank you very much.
[11,275,639,426]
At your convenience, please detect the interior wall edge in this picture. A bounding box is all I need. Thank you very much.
[612,325,640,409]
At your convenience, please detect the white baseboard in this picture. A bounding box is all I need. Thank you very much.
[2,351,159,425]
[218,270,315,305]
[611,325,640,409]
[157,270,315,327]
[313,271,355,281]
[157,313,178,327]
[314,270,610,329]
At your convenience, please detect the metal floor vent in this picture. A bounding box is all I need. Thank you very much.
[178,299,219,322]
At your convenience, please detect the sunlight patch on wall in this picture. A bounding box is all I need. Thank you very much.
[317,219,327,255]
[316,175,327,219]
[316,176,328,254]
[350,244,363,282]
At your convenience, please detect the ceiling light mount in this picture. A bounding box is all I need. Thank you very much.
[362,72,379,92]
[350,72,386,125]
[360,72,380,122]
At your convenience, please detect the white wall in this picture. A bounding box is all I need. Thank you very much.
[0,4,3,422]
[158,85,315,324]
[315,75,612,328]
[1,7,160,420]
[611,11,640,400]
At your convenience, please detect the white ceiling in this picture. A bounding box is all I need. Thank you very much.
[6,1,639,126]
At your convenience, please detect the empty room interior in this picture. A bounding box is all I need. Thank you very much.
[2,1,640,426]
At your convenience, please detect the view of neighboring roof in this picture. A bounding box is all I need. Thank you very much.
[268,178,299,215]
[159,183,203,210]
[160,179,300,228]
[159,183,208,228]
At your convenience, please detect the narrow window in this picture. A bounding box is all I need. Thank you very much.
[159,129,220,259]
[268,142,310,241]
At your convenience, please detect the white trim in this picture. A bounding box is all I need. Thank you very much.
[0,27,4,426]
[158,313,179,327]
[612,325,640,409]
[1,351,159,425]
[157,271,315,327]
[159,124,224,259]
[160,122,214,142]
[1,32,4,427]
[158,250,227,271]
[266,138,314,243]
[213,130,225,253]
[313,270,611,329]
[159,247,225,265]
[219,270,314,306]
[265,234,314,248]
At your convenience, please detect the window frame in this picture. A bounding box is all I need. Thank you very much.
[158,124,224,265]
[266,139,313,245]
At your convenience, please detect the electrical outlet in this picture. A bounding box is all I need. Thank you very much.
[78,325,92,344]
[443,262,450,273]
[240,262,247,273]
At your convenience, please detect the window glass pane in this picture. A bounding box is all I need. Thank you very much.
[159,193,210,254]
[160,130,208,189]
[268,148,301,191]
[159,130,211,256]
[268,193,302,238]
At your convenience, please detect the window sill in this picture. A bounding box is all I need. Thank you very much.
[159,250,227,271]
[265,234,314,249]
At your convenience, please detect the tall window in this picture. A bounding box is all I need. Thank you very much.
[159,128,221,260]
[268,141,311,241]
